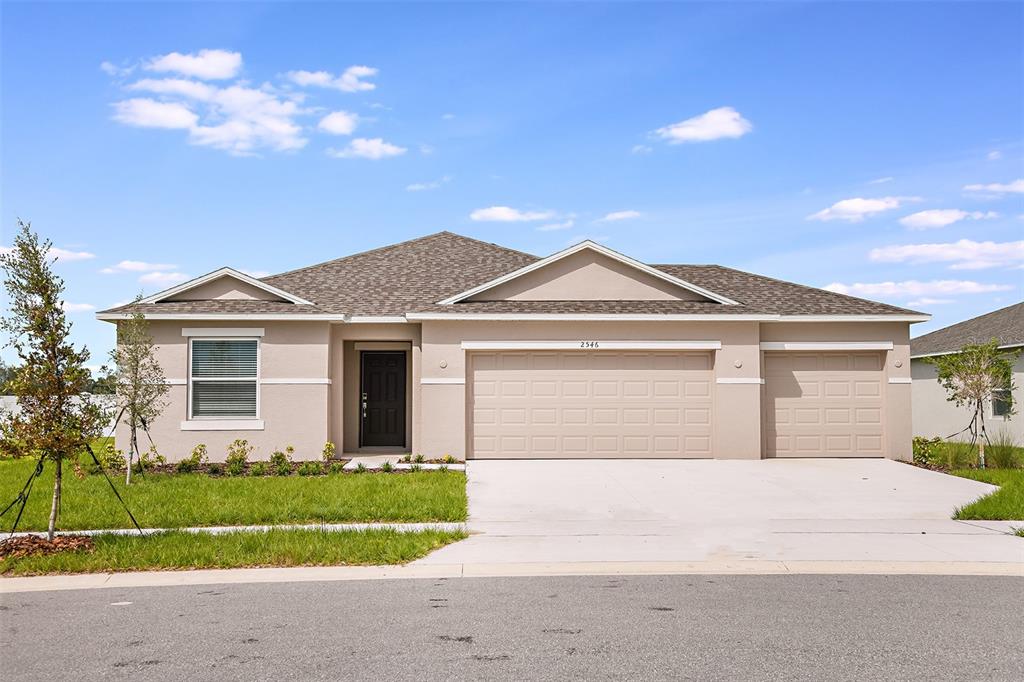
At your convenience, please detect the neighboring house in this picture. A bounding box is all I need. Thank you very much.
[0,395,118,432]
[96,232,927,462]
[911,302,1024,442]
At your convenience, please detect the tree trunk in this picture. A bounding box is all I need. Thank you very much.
[126,426,136,485]
[48,458,62,542]
[978,406,987,469]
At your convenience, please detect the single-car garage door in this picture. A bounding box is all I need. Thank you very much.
[469,351,713,459]
[764,352,885,457]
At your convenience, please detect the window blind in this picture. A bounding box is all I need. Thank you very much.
[190,339,258,418]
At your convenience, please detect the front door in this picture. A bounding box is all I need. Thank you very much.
[360,351,407,447]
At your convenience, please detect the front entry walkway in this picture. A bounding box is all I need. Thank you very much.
[417,459,1024,566]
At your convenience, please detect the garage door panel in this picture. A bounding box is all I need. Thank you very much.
[765,351,884,458]
[470,351,713,458]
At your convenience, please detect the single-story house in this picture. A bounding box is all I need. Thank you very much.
[97,232,928,462]
[911,302,1023,441]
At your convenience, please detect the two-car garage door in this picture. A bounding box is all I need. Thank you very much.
[470,351,713,458]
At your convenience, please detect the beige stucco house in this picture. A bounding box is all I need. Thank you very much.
[911,302,1023,442]
[97,232,928,462]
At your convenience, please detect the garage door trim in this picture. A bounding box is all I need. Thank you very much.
[462,340,722,351]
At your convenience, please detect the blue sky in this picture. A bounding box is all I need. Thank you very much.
[2,1,1022,371]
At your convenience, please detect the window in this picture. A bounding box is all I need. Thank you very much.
[991,386,1012,418]
[189,338,259,419]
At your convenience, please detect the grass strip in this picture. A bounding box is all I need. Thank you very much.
[0,528,466,576]
[0,458,467,530]
[951,469,1024,521]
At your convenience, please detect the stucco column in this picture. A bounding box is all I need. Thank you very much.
[713,322,763,459]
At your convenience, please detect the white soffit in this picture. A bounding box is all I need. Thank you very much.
[436,240,740,306]
[760,341,894,351]
[138,267,313,306]
[461,340,722,351]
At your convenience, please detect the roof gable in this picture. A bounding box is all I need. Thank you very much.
[440,241,738,305]
[139,267,313,306]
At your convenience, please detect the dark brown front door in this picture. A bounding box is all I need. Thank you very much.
[360,351,406,447]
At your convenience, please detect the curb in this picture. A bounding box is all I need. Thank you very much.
[2,560,1021,593]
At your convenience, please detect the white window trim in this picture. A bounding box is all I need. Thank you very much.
[182,327,265,337]
[460,340,722,351]
[760,341,894,351]
[181,419,265,431]
[188,337,261,421]
[990,389,1012,420]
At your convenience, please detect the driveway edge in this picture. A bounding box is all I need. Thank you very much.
[2,560,1021,593]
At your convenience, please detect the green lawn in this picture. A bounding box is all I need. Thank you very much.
[0,528,466,576]
[951,469,1024,521]
[0,458,468,530]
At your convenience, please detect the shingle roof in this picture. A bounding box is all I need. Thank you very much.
[910,302,1024,357]
[99,231,924,318]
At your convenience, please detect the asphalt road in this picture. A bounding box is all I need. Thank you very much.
[2,574,1022,681]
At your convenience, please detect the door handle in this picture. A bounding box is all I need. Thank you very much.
[361,392,368,420]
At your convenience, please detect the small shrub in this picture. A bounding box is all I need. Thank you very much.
[410,463,422,472]
[441,454,456,464]
[207,463,223,476]
[413,453,425,463]
[380,461,394,473]
[438,464,449,473]
[912,436,941,466]
[176,443,208,474]
[355,463,367,473]
[987,429,1023,469]
[399,454,411,463]
[99,444,127,471]
[328,461,345,475]
[932,440,978,470]
[297,461,322,476]
[225,439,253,476]
[322,441,336,462]
[249,461,269,477]
[269,449,292,476]
[132,445,166,474]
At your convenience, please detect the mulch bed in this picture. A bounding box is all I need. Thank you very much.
[0,534,95,561]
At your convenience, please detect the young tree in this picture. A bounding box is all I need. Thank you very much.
[110,296,168,484]
[0,221,106,540]
[924,339,1020,468]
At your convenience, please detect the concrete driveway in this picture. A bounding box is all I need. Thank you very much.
[419,459,1024,566]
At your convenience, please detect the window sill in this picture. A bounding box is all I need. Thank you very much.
[180,420,265,431]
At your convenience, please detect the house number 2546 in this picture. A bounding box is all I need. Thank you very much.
[579,341,600,349]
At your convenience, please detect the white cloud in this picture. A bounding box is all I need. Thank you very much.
[537,219,575,232]
[286,65,377,92]
[963,178,1024,194]
[139,271,190,286]
[653,107,752,144]
[898,209,999,230]
[317,111,359,135]
[824,280,1012,298]
[631,144,653,155]
[50,247,96,262]
[145,49,242,80]
[868,176,894,185]
[469,206,556,222]
[327,138,407,160]
[987,150,1002,161]
[596,210,642,223]
[907,298,955,307]
[869,239,1024,270]
[100,61,134,77]
[118,79,307,154]
[441,113,455,120]
[405,176,451,192]
[807,196,920,223]
[112,98,198,129]
[101,260,177,274]
[61,302,96,313]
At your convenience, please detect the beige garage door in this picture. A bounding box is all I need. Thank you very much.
[764,352,885,457]
[469,351,713,459]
